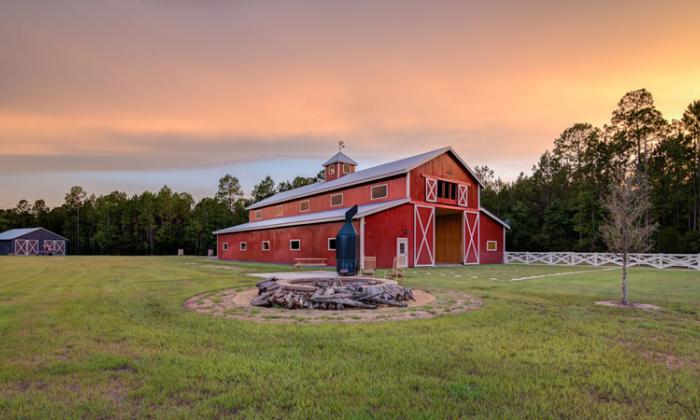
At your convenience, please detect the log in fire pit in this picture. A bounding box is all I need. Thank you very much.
[251,277,414,310]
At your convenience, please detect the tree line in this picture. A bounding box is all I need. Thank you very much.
[0,173,322,256]
[1,89,698,255]
[478,89,700,253]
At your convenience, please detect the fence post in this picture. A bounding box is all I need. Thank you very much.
[526,252,530,264]
[593,252,598,266]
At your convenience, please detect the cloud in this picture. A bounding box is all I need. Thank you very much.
[0,123,549,173]
[1,0,699,204]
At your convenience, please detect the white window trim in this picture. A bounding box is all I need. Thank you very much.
[275,205,283,217]
[486,240,498,252]
[327,237,337,251]
[328,165,336,175]
[330,192,344,207]
[254,210,262,220]
[239,242,247,251]
[370,183,389,200]
[261,240,271,251]
[289,239,301,251]
[343,163,352,174]
[299,200,310,213]
[222,242,229,251]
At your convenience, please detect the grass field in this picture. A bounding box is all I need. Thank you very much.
[0,257,698,418]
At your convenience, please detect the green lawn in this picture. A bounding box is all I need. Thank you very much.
[0,257,698,418]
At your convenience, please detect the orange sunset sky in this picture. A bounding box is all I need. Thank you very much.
[1,0,699,207]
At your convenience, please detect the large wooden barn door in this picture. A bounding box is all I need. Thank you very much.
[463,211,479,264]
[15,239,39,256]
[414,205,435,266]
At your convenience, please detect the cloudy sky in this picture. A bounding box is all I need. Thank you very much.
[1,0,699,207]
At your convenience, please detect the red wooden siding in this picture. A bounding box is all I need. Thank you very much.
[217,221,357,265]
[363,204,414,268]
[409,152,479,209]
[248,175,407,222]
[479,212,505,264]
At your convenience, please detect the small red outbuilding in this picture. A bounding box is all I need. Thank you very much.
[214,147,509,268]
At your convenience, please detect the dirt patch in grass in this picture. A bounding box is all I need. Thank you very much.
[595,300,661,311]
[184,288,480,323]
[619,340,696,370]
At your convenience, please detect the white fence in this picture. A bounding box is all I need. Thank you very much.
[505,252,700,270]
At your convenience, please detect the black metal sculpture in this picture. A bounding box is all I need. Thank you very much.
[336,205,358,275]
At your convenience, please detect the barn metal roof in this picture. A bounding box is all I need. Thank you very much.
[0,227,69,241]
[214,198,410,234]
[0,228,41,240]
[322,151,359,166]
[247,146,484,210]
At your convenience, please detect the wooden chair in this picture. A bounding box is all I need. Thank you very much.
[385,256,406,281]
[360,256,376,276]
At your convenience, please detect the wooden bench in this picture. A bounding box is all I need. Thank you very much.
[294,257,328,270]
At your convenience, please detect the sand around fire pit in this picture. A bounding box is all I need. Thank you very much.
[184,287,481,323]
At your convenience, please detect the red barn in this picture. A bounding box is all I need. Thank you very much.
[214,147,509,268]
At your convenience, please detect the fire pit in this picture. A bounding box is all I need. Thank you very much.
[251,277,414,310]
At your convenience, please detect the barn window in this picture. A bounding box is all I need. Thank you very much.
[437,180,457,200]
[254,210,262,220]
[289,239,301,251]
[222,242,229,251]
[328,165,336,175]
[343,163,352,173]
[327,237,337,250]
[371,184,388,200]
[299,200,310,212]
[275,206,283,217]
[239,242,247,251]
[330,193,343,207]
[486,240,498,251]
[261,241,271,251]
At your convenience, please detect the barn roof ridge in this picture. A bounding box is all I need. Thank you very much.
[247,146,483,210]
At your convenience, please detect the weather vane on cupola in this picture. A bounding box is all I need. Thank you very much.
[338,140,345,152]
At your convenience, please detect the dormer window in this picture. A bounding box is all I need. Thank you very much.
[328,165,336,175]
[343,163,352,174]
